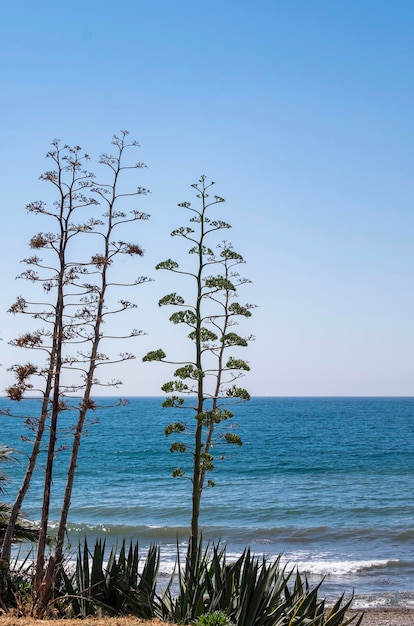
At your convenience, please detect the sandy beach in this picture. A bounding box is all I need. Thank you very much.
[347,609,414,626]
[0,610,414,626]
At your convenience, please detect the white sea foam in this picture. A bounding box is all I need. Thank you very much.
[288,558,392,577]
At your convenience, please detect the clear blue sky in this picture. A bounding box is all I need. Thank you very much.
[1,1,413,396]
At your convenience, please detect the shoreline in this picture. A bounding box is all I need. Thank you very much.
[347,609,414,625]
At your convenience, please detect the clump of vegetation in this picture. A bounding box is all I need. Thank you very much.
[60,541,362,626]
[61,539,159,618]
[1,535,363,625]
[144,176,255,591]
[157,543,363,626]
[194,610,234,626]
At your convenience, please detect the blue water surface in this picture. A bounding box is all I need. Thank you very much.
[1,396,413,607]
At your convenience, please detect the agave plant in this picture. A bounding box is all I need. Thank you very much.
[158,543,363,626]
[61,538,160,617]
[214,548,364,626]
[156,538,219,623]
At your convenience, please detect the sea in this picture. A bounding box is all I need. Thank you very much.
[1,396,413,609]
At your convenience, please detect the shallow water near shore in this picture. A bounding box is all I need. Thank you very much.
[2,396,413,608]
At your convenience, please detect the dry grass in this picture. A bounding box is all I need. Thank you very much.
[0,617,164,626]
[2,609,414,626]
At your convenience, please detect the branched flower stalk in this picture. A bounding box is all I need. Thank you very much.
[1,132,150,612]
[143,176,254,596]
